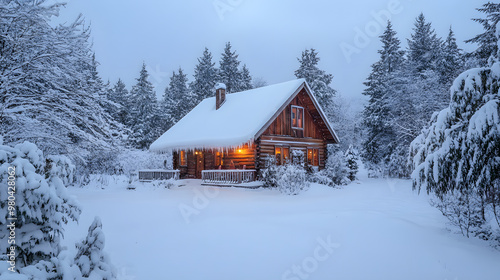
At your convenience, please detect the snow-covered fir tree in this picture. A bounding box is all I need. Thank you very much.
[218,42,243,93]
[163,67,193,123]
[362,17,454,178]
[407,13,443,73]
[362,21,403,171]
[190,48,219,103]
[108,79,130,125]
[294,48,336,121]
[74,217,116,279]
[128,63,164,149]
[0,142,80,275]
[440,27,465,84]
[240,64,254,91]
[466,2,500,67]
[0,0,123,173]
[410,21,500,241]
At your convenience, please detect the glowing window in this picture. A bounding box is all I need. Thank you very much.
[179,150,187,166]
[275,146,290,165]
[307,148,320,166]
[215,151,223,166]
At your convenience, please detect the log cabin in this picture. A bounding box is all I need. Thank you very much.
[149,79,339,184]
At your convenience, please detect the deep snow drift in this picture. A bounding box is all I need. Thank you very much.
[63,175,500,280]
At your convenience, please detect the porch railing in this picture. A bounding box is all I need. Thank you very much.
[202,169,256,184]
[138,169,180,182]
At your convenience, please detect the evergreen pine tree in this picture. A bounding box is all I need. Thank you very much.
[362,21,404,169]
[407,13,443,73]
[240,64,254,91]
[74,217,116,279]
[0,142,80,271]
[410,41,500,240]
[163,67,193,123]
[108,79,130,125]
[294,48,337,121]
[218,42,242,93]
[128,63,160,149]
[466,3,500,67]
[440,27,464,84]
[190,48,218,103]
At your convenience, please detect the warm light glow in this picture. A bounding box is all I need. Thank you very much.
[238,149,242,153]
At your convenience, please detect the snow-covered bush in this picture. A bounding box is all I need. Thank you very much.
[74,217,116,279]
[45,155,76,186]
[0,142,81,268]
[345,145,359,181]
[431,191,486,239]
[277,163,310,195]
[0,142,116,279]
[260,155,309,195]
[308,171,333,186]
[320,146,349,186]
[260,156,280,189]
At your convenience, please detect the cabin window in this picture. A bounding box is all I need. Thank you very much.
[291,106,304,129]
[275,146,290,165]
[215,151,223,166]
[307,148,320,166]
[179,150,187,166]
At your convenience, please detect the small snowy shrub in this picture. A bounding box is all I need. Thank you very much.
[308,171,333,186]
[260,154,309,195]
[276,164,310,195]
[345,145,359,181]
[431,191,488,239]
[74,217,116,279]
[260,156,279,189]
[45,154,76,186]
[320,146,349,186]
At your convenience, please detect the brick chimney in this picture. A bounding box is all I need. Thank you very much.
[215,82,226,110]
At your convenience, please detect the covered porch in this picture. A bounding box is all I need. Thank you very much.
[173,144,256,180]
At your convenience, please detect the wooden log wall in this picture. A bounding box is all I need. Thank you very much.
[256,135,326,170]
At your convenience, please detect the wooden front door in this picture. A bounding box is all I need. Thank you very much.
[195,151,204,179]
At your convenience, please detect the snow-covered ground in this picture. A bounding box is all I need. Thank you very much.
[64,173,500,280]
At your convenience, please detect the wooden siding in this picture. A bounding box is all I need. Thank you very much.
[261,89,325,139]
[256,135,326,170]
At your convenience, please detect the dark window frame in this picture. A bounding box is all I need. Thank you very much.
[291,105,304,130]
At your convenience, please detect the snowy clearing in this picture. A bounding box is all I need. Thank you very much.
[64,176,500,280]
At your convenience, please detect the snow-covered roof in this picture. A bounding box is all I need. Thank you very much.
[150,79,338,152]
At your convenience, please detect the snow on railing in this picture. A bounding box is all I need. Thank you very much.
[138,169,180,182]
[202,169,255,184]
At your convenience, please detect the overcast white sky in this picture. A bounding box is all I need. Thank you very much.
[55,0,486,106]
